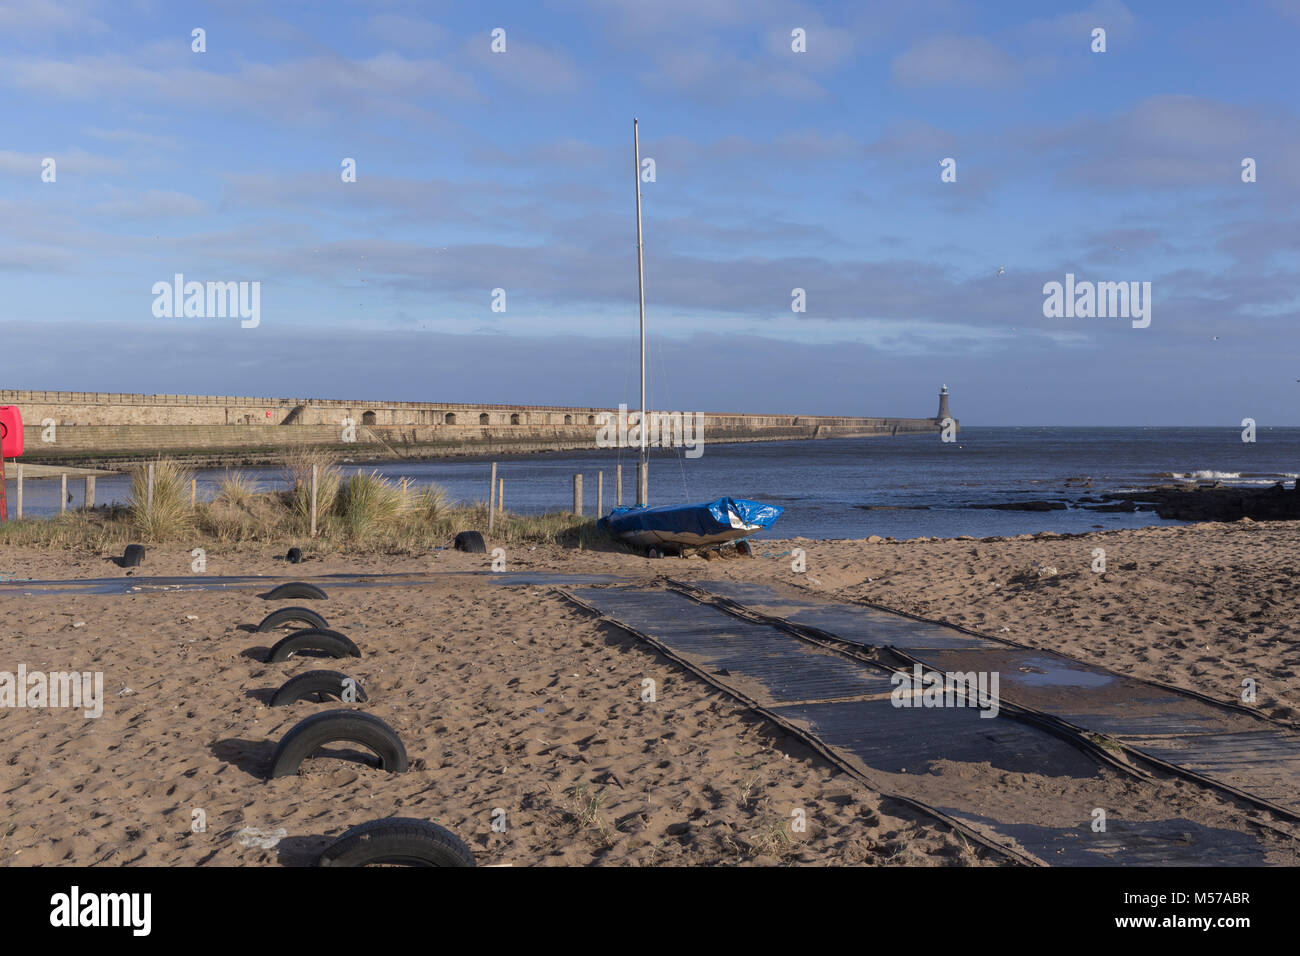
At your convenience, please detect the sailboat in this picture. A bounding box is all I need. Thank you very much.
[598,119,784,553]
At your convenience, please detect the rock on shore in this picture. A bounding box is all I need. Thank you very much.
[1105,481,1300,522]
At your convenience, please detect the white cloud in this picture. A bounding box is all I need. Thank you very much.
[82,126,180,150]
[646,48,826,99]
[464,34,580,94]
[365,13,449,51]
[0,0,107,36]
[0,51,480,121]
[91,189,208,219]
[1018,0,1137,44]
[892,35,1024,89]
[0,147,122,175]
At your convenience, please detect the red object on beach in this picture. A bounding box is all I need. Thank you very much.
[0,405,16,523]
[0,406,23,458]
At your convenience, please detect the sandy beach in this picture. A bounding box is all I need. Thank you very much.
[0,546,974,867]
[0,518,1296,866]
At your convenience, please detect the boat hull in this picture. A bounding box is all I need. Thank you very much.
[614,526,755,548]
[599,497,783,550]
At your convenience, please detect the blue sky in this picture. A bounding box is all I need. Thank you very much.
[0,0,1297,424]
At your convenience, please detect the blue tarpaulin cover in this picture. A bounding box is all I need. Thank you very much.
[598,497,783,539]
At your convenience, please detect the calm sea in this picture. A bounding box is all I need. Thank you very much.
[9,427,1300,540]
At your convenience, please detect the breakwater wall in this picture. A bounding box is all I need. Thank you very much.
[2,390,954,467]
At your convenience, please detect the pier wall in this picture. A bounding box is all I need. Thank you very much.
[0,390,952,466]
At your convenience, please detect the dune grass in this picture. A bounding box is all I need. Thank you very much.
[214,470,258,509]
[1,453,616,554]
[0,508,133,551]
[281,447,341,521]
[199,482,291,544]
[335,470,404,534]
[409,482,449,522]
[128,458,195,542]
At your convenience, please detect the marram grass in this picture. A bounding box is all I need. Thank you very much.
[1,454,618,554]
[128,458,195,542]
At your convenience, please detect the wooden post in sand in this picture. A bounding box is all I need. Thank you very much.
[616,464,622,506]
[190,478,197,508]
[498,477,504,514]
[597,472,603,517]
[573,473,583,515]
[488,462,497,533]
[15,463,22,519]
[146,462,155,517]
[60,473,67,513]
[84,476,95,510]
[310,464,319,537]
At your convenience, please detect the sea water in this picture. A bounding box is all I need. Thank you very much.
[10,427,1300,540]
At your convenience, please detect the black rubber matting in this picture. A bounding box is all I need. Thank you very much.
[691,579,1300,818]
[570,584,1281,865]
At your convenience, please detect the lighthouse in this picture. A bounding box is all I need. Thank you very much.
[936,385,951,422]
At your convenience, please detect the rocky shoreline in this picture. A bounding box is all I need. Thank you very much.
[1103,480,1300,521]
[972,480,1300,522]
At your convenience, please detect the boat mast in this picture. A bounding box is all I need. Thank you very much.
[634,118,648,507]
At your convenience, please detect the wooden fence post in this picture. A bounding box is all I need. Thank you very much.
[191,477,197,507]
[488,462,497,532]
[60,473,67,513]
[84,476,95,510]
[146,462,155,517]
[15,463,22,519]
[616,464,622,507]
[498,477,504,514]
[597,471,603,517]
[310,463,319,537]
[573,473,583,515]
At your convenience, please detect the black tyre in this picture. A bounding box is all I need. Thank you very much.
[270,670,368,706]
[267,628,361,662]
[318,818,475,867]
[269,710,407,778]
[257,606,329,632]
[287,547,303,564]
[454,531,486,553]
[262,582,327,601]
[122,544,146,567]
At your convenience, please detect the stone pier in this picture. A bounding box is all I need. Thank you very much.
[1,389,957,467]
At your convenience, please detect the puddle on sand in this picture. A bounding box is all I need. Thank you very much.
[1010,657,1115,688]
